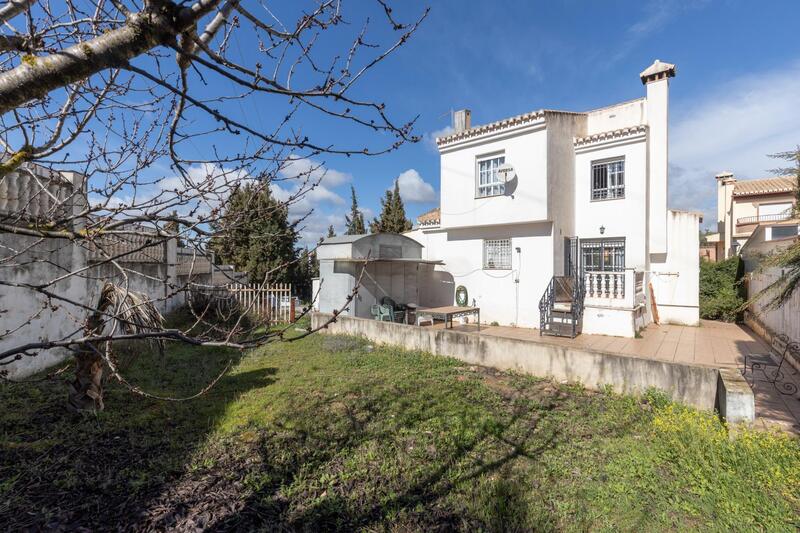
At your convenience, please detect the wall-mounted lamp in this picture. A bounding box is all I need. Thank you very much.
[599,225,606,235]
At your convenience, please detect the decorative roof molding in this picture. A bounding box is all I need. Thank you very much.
[436,110,545,147]
[416,207,440,227]
[574,125,648,147]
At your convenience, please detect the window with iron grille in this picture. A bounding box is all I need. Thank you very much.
[581,239,625,271]
[477,155,506,198]
[591,158,625,200]
[483,238,511,270]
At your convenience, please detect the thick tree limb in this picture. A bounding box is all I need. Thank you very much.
[0,0,35,25]
[0,3,224,115]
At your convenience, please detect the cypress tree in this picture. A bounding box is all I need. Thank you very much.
[370,181,412,233]
[345,185,366,235]
[211,184,298,284]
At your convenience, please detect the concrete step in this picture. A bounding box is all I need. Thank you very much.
[542,320,580,338]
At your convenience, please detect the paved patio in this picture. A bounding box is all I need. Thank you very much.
[431,319,800,433]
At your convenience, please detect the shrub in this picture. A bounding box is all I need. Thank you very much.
[699,256,745,321]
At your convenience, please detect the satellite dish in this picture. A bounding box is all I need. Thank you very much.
[497,163,515,182]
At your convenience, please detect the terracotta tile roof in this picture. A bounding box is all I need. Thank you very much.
[732,176,797,197]
[416,207,440,226]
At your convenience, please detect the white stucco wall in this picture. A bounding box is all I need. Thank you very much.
[546,112,586,275]
[645,77,670,255]
[411,60,694,336]
[407,222,554,327]
[574,135,649,269]
[650,210,700,325]
[586,98,646,134]
[439,121,548,229]
[317,259,356,316]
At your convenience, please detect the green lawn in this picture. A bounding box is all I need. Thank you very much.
[1,325,799,531]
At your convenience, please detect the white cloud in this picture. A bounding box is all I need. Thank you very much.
[294,212,346,247]
[424,125,454,152]
[277,155,351,187]
[270,157,356,245]
[393,169,437,203]
[361,206,375,221]
[669,61,800,227]
[91,157,354,247]
[271,155,349,217]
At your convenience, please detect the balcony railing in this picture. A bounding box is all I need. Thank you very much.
[584,269,645,308]
[585,271,625,299]
[737,212,793,225]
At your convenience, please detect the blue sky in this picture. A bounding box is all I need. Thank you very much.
[275,0,799,244]
[57,0,797,245]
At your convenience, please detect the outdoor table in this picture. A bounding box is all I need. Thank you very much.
[417,305,480,331]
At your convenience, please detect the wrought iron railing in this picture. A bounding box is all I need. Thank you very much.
[737,212,793,225]
[539,277,555,333]
[539,275,585,338]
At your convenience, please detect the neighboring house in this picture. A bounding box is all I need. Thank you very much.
[739,218,800,272]
[740,218,800,344]
[706,173,797,260]
[699,241,718,262]
[406,60,700,338]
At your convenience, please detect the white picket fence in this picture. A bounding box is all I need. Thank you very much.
[189,282,294,324]
[229,282,294,323]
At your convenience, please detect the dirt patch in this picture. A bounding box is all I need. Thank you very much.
[462,364,565,404]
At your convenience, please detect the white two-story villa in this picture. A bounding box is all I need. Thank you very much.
[406,60,700,338]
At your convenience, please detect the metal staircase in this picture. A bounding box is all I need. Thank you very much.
[539,238,586,338]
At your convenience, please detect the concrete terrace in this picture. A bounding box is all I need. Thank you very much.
[430,320,800,433]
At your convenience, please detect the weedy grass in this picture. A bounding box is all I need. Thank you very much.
[1,322,798,531]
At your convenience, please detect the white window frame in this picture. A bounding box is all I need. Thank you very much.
[767,224,799,241]
[591,158,625,201]
[483,238,512,270]
[476,153,506,198]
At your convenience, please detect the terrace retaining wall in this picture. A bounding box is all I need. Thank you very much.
[312,313,726,412]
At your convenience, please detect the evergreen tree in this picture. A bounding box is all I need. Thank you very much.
[327,225,336,238]
[294,246,317,302]
[344,185,366,235]
[370,181,412,233]
[210,184,298,284]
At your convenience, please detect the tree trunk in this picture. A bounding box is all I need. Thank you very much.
[67,344,105,412]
